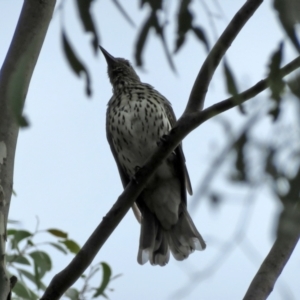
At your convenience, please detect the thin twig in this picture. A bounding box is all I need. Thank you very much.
[185,0,263,113]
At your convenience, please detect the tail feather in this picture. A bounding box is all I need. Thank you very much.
[137,207,157,265]
[137,204,205,266]
[168,205,206,260]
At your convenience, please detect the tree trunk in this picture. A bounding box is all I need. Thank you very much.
[0,0,56,298]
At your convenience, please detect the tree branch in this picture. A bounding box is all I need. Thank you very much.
[243,207,300,300]
[0,0,56,298]
[185,0,264,114]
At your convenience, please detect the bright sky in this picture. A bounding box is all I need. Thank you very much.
[1,1,299,299]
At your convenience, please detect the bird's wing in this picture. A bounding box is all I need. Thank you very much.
[162,93,193,197]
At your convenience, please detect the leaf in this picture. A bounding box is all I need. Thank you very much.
[209,192,222,208]
[29,251,52,283]
[111,0,136,27]
[75,0,99,53]
[135,13,155,66]
[192,26,209,52]
[223,60,245,114]
[265,147,279,179]
[273,0,300,52]
[140,0,163,10]
[12,255,31,265]
[47,228,68,238]
[48,242,68,254]
[288,72,300,100]
[9,230,32,249]
[18,268,39,284]
[152,14,176,72]
[6,254,31,265]
[14,230,32,244]
[61,29,92,97]
[93,262,112,298]
[174,0,193,53]
[267,43,285,121]
[7,229,17,235]
[60,239,81,254]
[230,130,248,182]
[18,268,47,291]
[65,288,80,300]
[12,281,38,300]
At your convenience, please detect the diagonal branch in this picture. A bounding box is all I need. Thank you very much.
[185,0,264,113]
[243,207,300,300]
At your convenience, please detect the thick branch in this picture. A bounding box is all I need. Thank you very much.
[243,208,300,300]
[185,0,264,114]
[0,0,56,298]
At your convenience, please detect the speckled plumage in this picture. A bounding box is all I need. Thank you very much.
[100,46,206,266]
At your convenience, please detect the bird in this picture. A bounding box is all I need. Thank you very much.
[100,46,206,266]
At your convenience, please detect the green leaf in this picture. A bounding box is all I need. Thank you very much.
[60,239,81,254]
[192,26,209,52]
[47,228,68,238]
[267,43,285,121]
[18,268,39,285]
[65,288,80,300]
[223,60,245,114]
[29,251,52,282]
[12,255,31,266]
[61,29,92,97]
[230,130,248,182]
[48,242,68,254]
[273,0,300,52]
[174,0,193,53]
[135,13,154,66]
[111,0,136,27]
[17,268,47,291]
[12,281,38,300]
[8,230,32,249]
[75,0,99,53]
[13,230,32,244]
[93,262,112,298]
[7,229,17,235]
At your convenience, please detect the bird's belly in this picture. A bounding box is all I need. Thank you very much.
[109,98,171,177]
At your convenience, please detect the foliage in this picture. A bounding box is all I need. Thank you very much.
[7,222,115,299]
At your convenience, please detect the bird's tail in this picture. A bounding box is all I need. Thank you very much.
[137,204,206,266]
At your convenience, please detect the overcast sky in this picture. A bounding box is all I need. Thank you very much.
[1,1,299,299]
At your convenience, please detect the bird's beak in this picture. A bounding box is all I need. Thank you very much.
[99,46,117,68]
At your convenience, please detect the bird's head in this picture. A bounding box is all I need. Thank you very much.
[99,46,140,89]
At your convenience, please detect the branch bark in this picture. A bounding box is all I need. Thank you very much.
[0,0,56,298]
[243,207,300,300]
[185,0,264,113]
